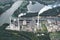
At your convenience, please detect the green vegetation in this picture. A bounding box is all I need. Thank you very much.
[32,1,36,5]
[49,32,60,40]
[41,23,48,33]
[37,33,50,40]
[40,7,60,16]
[0,23,38,40]
[0,23,9,30]
[12,1,29,17]
[0,2,13,15]
[39,22,50,40]
[0,22,59,40]
[40,21,60,40]
[33,0,57,5]
[35,21,50,40]
[0,8,4,15]
[21,12,38,17]
[0,30,38,40]
[0,23,51,40]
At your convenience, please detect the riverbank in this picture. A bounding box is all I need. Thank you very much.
[0,1,23,26]
[0,1,14,15]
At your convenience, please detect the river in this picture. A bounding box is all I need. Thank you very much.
[0,1,23,26]
[0,1,45,26]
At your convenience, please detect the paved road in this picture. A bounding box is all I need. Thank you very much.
[0,1,23,26]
